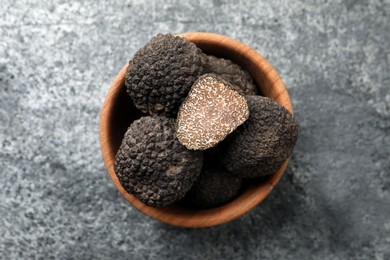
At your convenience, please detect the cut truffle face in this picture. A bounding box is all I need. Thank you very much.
[219,96,298,178]
[114,116,203,207]
[183,163,242,208]
[204,55,258,95]
[176,74,249,150]
[125,34,206,117]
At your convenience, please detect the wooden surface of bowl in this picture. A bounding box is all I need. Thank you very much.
[100,32,294,228]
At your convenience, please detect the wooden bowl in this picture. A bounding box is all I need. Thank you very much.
[100,32,294,228]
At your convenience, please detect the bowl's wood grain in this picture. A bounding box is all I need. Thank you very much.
[100,32,294,228]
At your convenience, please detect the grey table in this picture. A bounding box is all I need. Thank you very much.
[1,1,389,259]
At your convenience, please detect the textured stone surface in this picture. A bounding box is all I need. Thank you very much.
[0,0,389,259]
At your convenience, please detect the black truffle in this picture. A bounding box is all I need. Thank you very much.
[114,116,203,207]
[204,55,258,95]
[177,74,249,150]
[183,163,242,208]
[125,34,205,117]
[219,96,298,178]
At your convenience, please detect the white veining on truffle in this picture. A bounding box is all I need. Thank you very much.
[177,75,249,150]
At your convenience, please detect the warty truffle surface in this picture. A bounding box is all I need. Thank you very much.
[114,116,203,207]
[204,55,258,95]
[125,34,206,117]
[183,163,242,208]
[219,95,298,178]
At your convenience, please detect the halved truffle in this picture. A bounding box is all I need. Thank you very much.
[183,163,242,208]
[219,96,298,178]
[114,116,203,207]
[176,74,249,150]
[125,34,206,117]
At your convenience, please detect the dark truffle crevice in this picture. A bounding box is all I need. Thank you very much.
[182,162,242,208]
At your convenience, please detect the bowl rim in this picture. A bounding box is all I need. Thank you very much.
[100,32,293,228]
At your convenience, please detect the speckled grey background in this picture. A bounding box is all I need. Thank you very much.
[0,0,389,259]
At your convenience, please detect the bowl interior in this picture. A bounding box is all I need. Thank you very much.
[100,32,292,228]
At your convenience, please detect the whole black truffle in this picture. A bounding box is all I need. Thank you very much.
[219,96,298,178]
[204,55,258,95]
[114,116,203,207]
[183,163,242,208]
[125,34,206,117]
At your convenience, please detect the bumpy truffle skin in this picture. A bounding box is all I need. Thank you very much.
[184,164,242,208]
[177,74,249,150]
[125,34,205,117]
[114,116,203,207]
[219,96,298,178]
[204,55,258,95]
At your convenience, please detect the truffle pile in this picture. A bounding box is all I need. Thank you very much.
[114,34,298,208]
